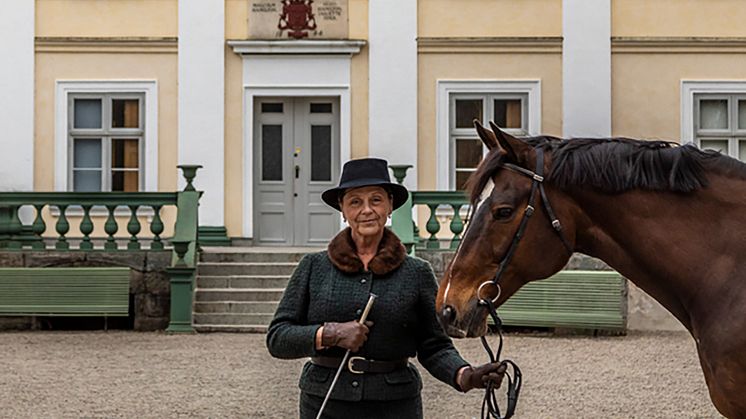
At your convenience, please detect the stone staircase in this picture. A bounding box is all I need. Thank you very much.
[193,247,320,333]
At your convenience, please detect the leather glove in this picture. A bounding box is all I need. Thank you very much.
[321,320,374,352]
[459,362,507,393]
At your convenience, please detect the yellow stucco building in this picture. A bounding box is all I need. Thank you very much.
[3,0,746,245]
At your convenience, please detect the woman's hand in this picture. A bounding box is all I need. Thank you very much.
[321,321,374,352]
[458,362,508,392]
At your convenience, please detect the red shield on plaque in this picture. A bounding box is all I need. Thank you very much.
[278,0,318,39]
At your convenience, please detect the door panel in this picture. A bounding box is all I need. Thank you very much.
[254,97,340,246]
[254,99,294,245]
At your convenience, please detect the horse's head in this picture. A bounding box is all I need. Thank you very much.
[436,121,576,338]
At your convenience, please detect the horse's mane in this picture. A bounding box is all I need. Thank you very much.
[468,136,746,204]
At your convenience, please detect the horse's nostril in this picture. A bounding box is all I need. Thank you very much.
[440,305,457,326]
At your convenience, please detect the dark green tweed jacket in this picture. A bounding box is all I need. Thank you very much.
[266,227,469,402]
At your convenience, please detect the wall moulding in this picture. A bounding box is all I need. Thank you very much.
[35,37,178,53]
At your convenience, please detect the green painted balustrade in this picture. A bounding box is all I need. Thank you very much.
[0,164,203,333]
[389,165,469,251]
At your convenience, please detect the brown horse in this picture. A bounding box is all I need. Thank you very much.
[435,121,746,418]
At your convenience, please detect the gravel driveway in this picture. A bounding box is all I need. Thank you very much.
[0,330,721,418]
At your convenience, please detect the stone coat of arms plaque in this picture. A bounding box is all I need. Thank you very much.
[248,0,348,39]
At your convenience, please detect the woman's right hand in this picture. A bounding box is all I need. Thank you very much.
[321,321,374,352]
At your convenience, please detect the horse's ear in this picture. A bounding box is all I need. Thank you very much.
[489,121,530,163]
[474,119,498,150]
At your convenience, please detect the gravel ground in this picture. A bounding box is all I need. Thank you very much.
[0,330,721,418]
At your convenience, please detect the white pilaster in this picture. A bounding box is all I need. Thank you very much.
[562,0,611,137]
[369,0,418,189]
[178,0,225,225]
[0,2,34,191]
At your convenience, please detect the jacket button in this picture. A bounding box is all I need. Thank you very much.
[360,279,367,284]
[356,309,362,316]
[351,381,359,388]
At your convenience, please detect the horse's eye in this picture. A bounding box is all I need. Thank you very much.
[494,207,513,220]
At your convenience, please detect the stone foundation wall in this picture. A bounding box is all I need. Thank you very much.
[415,250,682,332]
[0,251,171,331]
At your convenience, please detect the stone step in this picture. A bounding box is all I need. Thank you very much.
[197,262,298,276]
[200,251,310,264]
[193,324,268,333]
[194,301,278,314]
[194,288,285,302]
[196,275,290,289]
[193,313,274,325]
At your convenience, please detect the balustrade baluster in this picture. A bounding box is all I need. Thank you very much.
[7,205,23,250]
[425,203,440,249]
[55,205,70,250]
[104,205,118,250]
[150,205,164,250]
[31,204,46,250]
[79,205,94,250]
[449,204,464,249]
[127,205,141,250]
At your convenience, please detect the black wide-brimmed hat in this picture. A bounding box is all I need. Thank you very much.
[321,158,409,211]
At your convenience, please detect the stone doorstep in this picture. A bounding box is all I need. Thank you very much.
[193,301,279,314]
[196,262,298,276]
[199,251,309,264]
[193,313,274,325]
[193,324,268,333]
[196,275,290,289]
[194,288,285,302]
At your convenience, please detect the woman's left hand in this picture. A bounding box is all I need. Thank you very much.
[458,362,508,392]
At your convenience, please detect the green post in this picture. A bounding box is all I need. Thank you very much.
[389,165,415,254]
[166,165,202,333]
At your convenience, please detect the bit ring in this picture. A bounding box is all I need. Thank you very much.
[477,281,501,304]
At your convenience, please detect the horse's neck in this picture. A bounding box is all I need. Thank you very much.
[570,183,746,334]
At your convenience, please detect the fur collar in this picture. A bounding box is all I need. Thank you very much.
[327,227,407,275]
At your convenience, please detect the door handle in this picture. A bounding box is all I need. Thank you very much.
[295,165,300,179]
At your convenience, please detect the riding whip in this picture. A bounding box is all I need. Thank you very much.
[315,293,377,419]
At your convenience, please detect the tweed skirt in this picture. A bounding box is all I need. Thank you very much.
[299,391,423,419]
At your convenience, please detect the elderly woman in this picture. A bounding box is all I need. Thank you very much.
[266,158,505,419]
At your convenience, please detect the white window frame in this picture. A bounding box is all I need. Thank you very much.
[681,80,746,150]
[436,80,541,191]
[55,80,158,192]
[68,93,145,192]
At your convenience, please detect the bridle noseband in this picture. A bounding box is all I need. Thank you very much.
[467,147,573,419]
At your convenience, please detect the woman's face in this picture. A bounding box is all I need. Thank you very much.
[340,186,393,239]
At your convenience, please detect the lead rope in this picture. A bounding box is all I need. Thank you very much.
[477,300,522,419]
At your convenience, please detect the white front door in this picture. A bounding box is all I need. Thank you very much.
[253,97,340,246]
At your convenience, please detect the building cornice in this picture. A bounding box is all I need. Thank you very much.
[612,37,746,53]
[417,37,563,54]
[35,37,177,53]
[227,39,366,55]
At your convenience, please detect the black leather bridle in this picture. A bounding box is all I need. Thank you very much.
[468,147,573,418]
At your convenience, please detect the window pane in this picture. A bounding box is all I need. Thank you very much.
[739,140,746,161]
[112,171,139,192]
[261,103,283,113]
[73,138,102,168]
[311,125,332,181]
[456,138,483,168]
[455,99,482,128]
[112,99,139,128]
[112,139,139,169]
[700,139,728,154]
[310,103,332,113]
[73,170,102,192]
[262,125,283,181]
[456,171,473,190]
[74,99,102,129]
[494,99,522,129]
[700,100,728,130]
[739,101,746,130]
